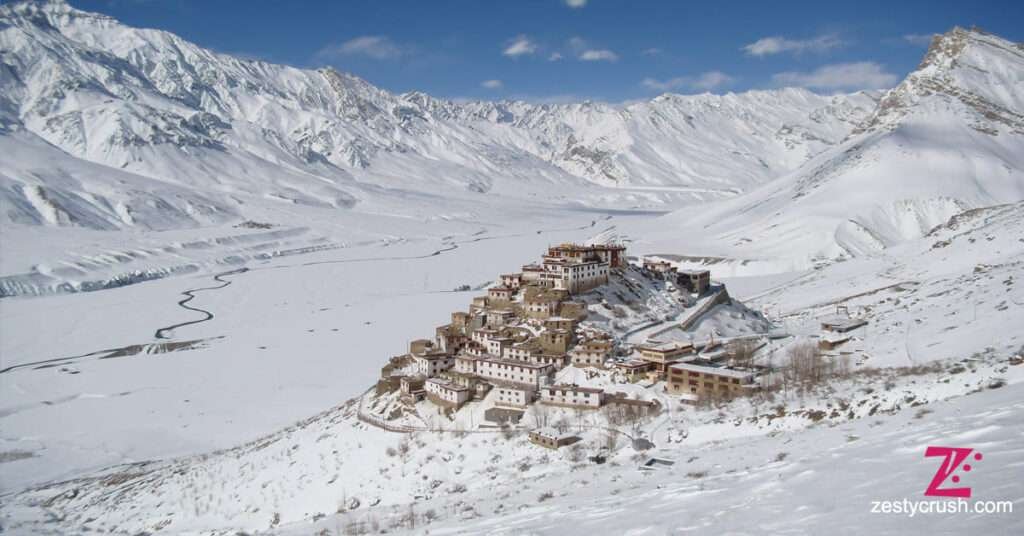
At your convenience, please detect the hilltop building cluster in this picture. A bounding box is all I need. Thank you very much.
[377,244,764,421]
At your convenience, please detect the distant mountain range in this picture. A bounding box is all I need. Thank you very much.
[1,0,877,231]
[637,27,1024,266]
[1,0,1021,268]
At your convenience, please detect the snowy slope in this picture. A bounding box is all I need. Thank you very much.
[0,0,876,233]
[628,27,1024,270]
[1,200,1021,534]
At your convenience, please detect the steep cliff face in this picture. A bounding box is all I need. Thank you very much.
[1,0,876,231]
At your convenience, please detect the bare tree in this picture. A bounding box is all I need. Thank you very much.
[730,339,758,369]
[531,404,550,429]
[785,340,829,389]
[603,431,619,452]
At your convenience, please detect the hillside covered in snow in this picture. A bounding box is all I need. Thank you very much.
[628,28,1024,271]
[0,0,879,235]
[0,2,1022,535]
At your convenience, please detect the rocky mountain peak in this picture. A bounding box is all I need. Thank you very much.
[856,26,1023,135]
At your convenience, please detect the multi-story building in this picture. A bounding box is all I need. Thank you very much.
[570,337,613,367]
[543,257,609,294]
[546,243,626,269]
[539,384,605,408]
[476,356,553,387]
[493,384,535,408]
[677,269,711,295]
[413,351,455,377]
[425,378,471,408]
[667,361,756,399]
[523,288,566,319]
[500,273,523,289]
[488,286,514,302]
[634,342,700,375]
[485,309,517,328]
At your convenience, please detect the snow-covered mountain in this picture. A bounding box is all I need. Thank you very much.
[0,0,877,232]
[632,27,1024,270]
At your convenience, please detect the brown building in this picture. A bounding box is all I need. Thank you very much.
[677,270,711,295]
[528,428,581,449]
[637,340,696,376]
[614,359,655,381]
[546,243,626,269]
[544,316,577,332]
[643,259,676,274]
[539,329,573,355]
[500,273,523,289]
[667,361,756,399]
[571,337,613,367]
[488,286,515,302]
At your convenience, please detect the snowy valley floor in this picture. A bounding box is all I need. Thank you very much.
[1,203,1023,534]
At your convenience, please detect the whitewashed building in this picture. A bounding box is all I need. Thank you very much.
[493,384,535,408]
[425,378,471,408]
[476,356,553,387]
[413,351,455,377]
[540,384,605,408]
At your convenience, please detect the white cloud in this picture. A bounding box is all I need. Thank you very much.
[548,52,563,61]
[641,71,735,92]
[580,49,619,62]
[641,47,663,56]
[481,79,504,89]
[743,34,843,57]
[772,62,898,90]
[565,36,618,62]
[564,0,588,7]
[903,33,936,47]
[503,35,539,58]
[316,35,402,60]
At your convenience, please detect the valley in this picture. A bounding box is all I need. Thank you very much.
[0,1,1021,534]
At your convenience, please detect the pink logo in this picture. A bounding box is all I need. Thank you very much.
[924,446,982,498]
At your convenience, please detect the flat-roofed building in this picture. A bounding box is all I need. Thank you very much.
[678,269,711,295]
[425,378,471,408]
[638,340,695,367]
[546,243,626,269]
[523,287,566,319]
[570,337,613,367]
[488,286,514,302]
[528,428,581,449]
[544,316,576,332]
[544,257,609,294]
[476,356,553,387]
[643,259,676,274]
[539,329,573,355]
[637,340,698,378]
[486,308,517,328]
[399,375,426,402]
[500,273,523,289]
[820,315,869,333]
[454,354,479,375]
[493,384,535,408]
[413,350,455,377]
[667,361,756,399]
[615,359,655,381]
[540,384,605,408]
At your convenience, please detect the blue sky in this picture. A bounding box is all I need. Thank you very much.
[72,0,1023,102]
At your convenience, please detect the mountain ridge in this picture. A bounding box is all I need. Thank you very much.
[2,0,878,231]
